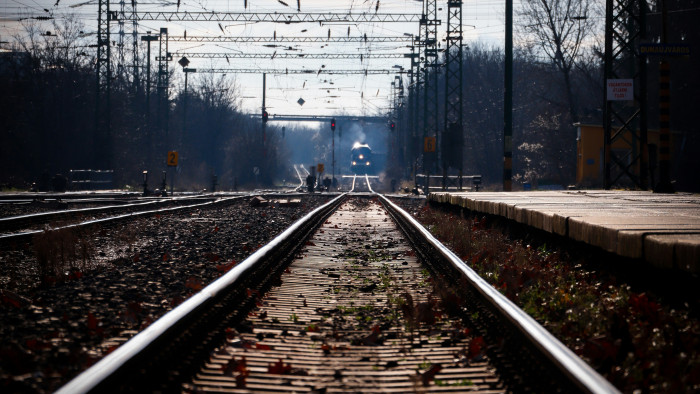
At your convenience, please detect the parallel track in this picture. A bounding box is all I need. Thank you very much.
[57,193,619,393]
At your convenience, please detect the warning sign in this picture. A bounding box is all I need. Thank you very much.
[317,163,324,174]
[424,137,436,153]
[606,79,633,101]
[167,151,179,167]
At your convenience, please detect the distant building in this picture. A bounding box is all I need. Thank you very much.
[0,49,33,77]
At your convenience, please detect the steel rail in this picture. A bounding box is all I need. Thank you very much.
[0,192,139,201]
[379,195,620,394]
[0,196,240,245]
[56,193,346,393]
[364,174,375,193]
[0,199,179,233]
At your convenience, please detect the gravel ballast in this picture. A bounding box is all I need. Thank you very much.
[0,195,331,392]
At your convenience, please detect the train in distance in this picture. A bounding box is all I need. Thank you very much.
[351,142,373,174]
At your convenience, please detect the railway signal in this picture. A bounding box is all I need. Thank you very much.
[330,118,336,131]
[262,110,269,123]
[389,121,395,131]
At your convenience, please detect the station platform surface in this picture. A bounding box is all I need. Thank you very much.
[428,190,700,274]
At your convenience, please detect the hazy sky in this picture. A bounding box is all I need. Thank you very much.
[0,0,511,117]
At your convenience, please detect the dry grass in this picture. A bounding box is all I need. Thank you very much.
[33,227,94,283]
[414,205,700,393]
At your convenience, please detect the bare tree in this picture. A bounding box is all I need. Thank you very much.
[518,0,597,123]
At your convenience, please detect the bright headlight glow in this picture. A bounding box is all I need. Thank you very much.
[366,161,370,165]
[358,154,364,159]
[352,161,357,165]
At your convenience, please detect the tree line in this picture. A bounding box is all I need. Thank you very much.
[1,0,698,192]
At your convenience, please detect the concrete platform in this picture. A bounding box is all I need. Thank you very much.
[429,190,700,274]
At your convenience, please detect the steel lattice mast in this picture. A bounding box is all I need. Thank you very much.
[94,0,111,169]
[442,0,464,188]
[603,0,648,189]
[407,38,422,183]
[131,0,139,90]
[422,0,440,182]
[157,28,172,138]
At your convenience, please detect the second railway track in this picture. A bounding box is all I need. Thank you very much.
[58,194,618,393]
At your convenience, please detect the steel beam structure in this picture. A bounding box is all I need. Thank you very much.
[193,68,408,75]
[442,0,464,188]
[174,52,408,60]
[261,114,387,124]
[603,0,648,189]
[169,36,413,43]
[116,12,420,23]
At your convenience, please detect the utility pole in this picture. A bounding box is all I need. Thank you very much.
[262,73,267,185]
[504,0,513,191]
[655,0,673,193]
[179,56,195,147]
[141,32,158,116]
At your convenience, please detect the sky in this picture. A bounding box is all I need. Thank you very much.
[0,0,513,118]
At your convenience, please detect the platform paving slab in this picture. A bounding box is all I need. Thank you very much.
[429,190,700,274]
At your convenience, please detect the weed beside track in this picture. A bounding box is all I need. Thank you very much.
[401,199,700,393]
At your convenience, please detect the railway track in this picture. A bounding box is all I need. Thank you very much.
[57,193,618,393]
[0,193,306,244]
[0,197,207,233]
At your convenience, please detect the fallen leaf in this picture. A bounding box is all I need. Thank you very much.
[268,358,292,374]
[421,363,442,386]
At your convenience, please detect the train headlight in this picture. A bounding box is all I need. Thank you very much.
[358,154,364,160]
[352,161,357,165]
[366,161,370,166]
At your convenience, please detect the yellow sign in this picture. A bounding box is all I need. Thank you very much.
[167,151,179,167]
[424,137,436,153]
[317,163,324,173]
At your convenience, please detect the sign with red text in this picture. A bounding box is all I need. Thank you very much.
[606,79,633,101]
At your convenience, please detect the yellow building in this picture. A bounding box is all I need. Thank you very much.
[575,124,677,187]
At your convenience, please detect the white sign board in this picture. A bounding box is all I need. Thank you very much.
[607,79,633,101]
